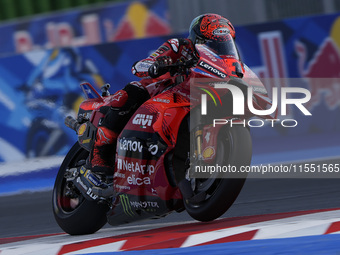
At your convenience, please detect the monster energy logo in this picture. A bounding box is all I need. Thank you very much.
[120,194,134,217]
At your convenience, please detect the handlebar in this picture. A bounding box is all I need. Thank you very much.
[65,116,79,131]
[167,58,197,75]
[150,58,197,78]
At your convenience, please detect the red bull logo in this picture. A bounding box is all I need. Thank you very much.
[251,31,292,117]
[106,2,171,42]
[295,17,340,111]
[14,2,171,53]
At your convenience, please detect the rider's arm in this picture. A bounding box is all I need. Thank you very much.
[131,38,195,78]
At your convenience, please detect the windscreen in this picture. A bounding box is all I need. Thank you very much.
[203,34,240,60]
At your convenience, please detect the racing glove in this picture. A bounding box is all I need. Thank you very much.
[148,56,172,78]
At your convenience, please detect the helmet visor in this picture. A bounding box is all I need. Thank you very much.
[203,34,239,59]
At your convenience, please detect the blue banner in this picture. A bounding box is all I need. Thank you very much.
[0,13,339,162]
[0,0,170,57]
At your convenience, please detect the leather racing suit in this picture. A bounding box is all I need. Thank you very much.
[89,38,196,175]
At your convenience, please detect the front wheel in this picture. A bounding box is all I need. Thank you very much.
[52,142,108,235]
[185,126,252,222]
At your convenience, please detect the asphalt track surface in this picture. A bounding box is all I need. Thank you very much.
[1,157,340,239]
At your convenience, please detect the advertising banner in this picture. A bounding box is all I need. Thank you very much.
[0,0,171,56]
[0,13,339,162]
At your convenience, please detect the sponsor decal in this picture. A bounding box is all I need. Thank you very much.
[198,61,227,79]
[107,91,124,102]
[169,39,179,53]
[151,52,159,58]
[152,188,157,195]
[81,138,91,144]
[130,81,143,87]
[132,114,153,128]
[203,146,215,159]
[156,45,170,54]
[79,165,86,174]
[296,38,340,110]
[92,102,103,109]
[204,132,211,143]
[97,128,111,145]
[77,123,87,136]
[176,90,199,102]
[115,184,131,190]
[119,138,159,156]
[160,45,170,51]
[78,112,92,120]
[76,177,98,200]
[153,97,170,103]
[120,139,143,153]
[202,47,219,62]
[76,177,87,191]
[148,144,158,156]
[114,172,125,178]
[86,187,98,200]
[251,85,267,94]
[98,118,103,126]
[127,174,151,186]
[84,170,101,187]
[130,200,159,209]
[119,194,134,217]
[181,47,191,59]
[117,158,155,175]
[213,28,229,36]
[134,61,152,72]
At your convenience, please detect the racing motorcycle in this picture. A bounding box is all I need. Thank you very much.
[52,40,275,235]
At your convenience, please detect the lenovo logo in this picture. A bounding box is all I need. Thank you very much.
[198,61,227,79]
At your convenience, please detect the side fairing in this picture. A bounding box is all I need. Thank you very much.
[107,87,190,224]
[113,86,190,199]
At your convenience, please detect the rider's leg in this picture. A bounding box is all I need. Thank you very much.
[89,83,150,177]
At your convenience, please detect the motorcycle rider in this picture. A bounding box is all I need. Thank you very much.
[81,13,236,187]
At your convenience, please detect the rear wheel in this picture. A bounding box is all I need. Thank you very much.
[184,126,252,221]
[52,143,108,235]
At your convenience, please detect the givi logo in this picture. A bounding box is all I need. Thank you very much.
[132,114,153,127]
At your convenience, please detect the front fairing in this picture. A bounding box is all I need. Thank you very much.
[192,44,244,80]
[191,44,277,119]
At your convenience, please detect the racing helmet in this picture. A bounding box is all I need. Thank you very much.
[188,14,238,58]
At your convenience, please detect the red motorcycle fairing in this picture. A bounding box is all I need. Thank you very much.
[107,45,276,223]
[53,40,277,234]
[107,84,191,224]
[192,44,244,79]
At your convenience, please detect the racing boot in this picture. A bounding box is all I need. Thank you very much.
[90,126,118,177]
[70,126,117,201]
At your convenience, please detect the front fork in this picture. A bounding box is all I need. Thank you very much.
[194,127,203,161]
